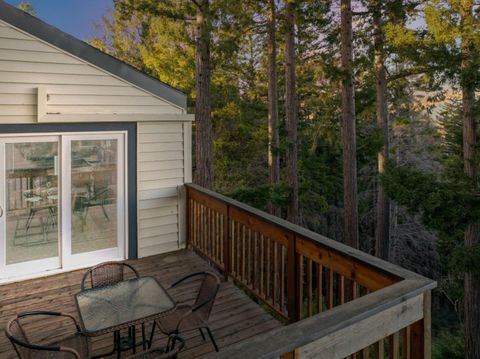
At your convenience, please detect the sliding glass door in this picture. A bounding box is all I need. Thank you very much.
[62,134,125,268]
[0,133,126,279]
[0,137,61,277]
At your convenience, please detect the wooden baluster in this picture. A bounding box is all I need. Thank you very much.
[242,225,246,283]
[306,258,312,317]
[260,235,264,297]
[327,268,334,309]
[253,232,258,293]
[375,339,384,359]
[316,263,323,314]
[287,233,298,322]
[389,332,400,359]
[223,206,230,280]
[235,222,242,279]
[403,326,411,359]
[247,228,252,286]
[273,241,278,308]
[186,192,191,247]
[280,244,285,313]
[297,255,303,320]
[339,274,345,305]
[266,237,271,300]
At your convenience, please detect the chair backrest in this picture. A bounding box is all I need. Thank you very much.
[81,262,139,290]
[193,272,220,322]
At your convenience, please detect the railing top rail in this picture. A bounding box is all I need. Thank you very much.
[186,183,428,283]
[209,277,436,359]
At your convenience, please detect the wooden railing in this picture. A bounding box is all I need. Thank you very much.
[185,184,436,358]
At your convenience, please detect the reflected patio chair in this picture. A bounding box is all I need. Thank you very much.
[81,262,145,355]
[5,311,90,359]
[126,335,184,359]
[73,186,112,231]
[149,272,221,352]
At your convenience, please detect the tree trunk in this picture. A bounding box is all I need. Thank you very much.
[285,0,299,224]
[340,0,359,248]
[373,2,390,260]
[462,57,480,359]
[194,0,213,189]
[461,3,480,358]
[267,0,280,216]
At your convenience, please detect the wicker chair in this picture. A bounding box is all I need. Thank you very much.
[126,335,185,359]
[80,261,139,290]
[149,272,221,352]
[80,262,144,355]
[5,311,90,359]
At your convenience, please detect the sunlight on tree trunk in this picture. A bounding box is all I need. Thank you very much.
[194,0,214,189]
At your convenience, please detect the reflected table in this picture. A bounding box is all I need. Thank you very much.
[75,276,175,358]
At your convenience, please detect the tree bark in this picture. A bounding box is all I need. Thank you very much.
[461,3,480,358]
[285,0,299,224]
[462,52,480,359]
[194,0,214,189]
[267,0,280,216]
[373,2,390,260]
[340,0,359,248]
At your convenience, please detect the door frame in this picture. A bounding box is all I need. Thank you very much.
[0,123,137,280]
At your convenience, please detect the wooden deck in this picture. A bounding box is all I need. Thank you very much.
[0,249,282,358]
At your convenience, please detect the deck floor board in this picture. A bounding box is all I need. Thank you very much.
[0,249,282,358]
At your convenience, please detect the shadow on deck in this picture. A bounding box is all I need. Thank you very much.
[0,249,282,358]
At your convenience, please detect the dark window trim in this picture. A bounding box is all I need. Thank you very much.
[0,122,138,259]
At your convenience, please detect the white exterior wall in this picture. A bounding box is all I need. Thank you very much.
[0,20,191,258]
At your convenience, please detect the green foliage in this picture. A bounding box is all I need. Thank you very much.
[17,1,35,16]
[433,329,464,359]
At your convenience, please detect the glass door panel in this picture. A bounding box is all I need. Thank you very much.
[0,137,60,278]
[71,139,118,254]
[62,133,125,268]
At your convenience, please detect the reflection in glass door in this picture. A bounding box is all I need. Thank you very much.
[71,139,118,254]
[0,137,60,278]
[63,134,125,268]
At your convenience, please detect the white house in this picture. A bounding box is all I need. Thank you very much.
[0,0,192,281]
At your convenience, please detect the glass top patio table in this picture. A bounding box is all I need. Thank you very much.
[75,276,175,336]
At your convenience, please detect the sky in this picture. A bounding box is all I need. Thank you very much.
[5,0,113,40]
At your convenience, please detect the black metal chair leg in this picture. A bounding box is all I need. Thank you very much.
[206,327,219,352]
[142,323,146,350]
[132,325,136,354]
[199,328,206,341]
[116,330,121,359]
[148,321,156,349]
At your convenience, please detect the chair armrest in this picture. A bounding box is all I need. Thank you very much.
[17,311,81,332]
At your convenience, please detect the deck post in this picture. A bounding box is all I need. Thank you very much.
[410,290,431,358]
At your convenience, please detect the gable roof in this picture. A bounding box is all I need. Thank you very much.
[0,0,187,110]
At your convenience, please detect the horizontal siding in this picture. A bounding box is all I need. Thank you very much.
[137,122,186,258]
[0,22,183,123]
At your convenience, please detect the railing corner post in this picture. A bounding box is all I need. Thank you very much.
[410,290,432,359]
